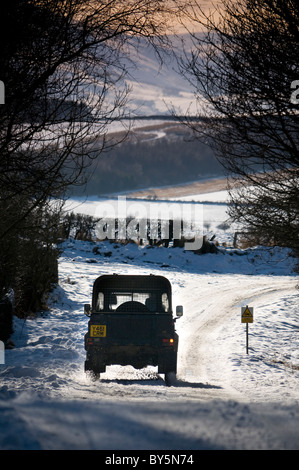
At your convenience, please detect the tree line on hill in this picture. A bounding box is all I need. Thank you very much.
[72,132,223,196]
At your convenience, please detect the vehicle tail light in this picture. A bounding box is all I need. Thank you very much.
[162,338,174,344]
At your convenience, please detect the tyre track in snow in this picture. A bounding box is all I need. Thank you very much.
[176,274,297,402]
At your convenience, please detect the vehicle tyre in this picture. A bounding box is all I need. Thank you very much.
[85,357,106,378]
[86,370,101,381]
[165,371,176,386]
[92,371,101,381]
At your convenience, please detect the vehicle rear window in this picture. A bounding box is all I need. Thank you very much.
[96,291,170,313]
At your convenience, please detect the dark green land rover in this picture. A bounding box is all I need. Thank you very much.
[84,274,183,385]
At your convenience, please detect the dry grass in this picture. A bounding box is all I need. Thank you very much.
[125,177,228,199]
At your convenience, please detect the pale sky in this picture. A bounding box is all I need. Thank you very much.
[169,1,223,34]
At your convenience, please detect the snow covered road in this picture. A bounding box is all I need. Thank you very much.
[0,240,298,450]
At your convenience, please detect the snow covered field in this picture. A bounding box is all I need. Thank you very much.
[63,186,237,246]
[0,186,298,451]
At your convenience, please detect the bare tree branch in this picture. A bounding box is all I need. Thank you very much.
[178,0,299,250]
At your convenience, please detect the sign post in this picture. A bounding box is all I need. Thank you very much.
[241,305,253,354]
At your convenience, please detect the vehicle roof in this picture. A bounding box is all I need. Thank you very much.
[92,274,172,294]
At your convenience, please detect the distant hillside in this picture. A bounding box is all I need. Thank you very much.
[70,121,224,196]
[120,35,197,116]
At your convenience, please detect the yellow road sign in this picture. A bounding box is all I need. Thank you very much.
[241,305,253,323]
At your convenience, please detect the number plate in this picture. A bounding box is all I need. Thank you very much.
[90,325,106,337]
